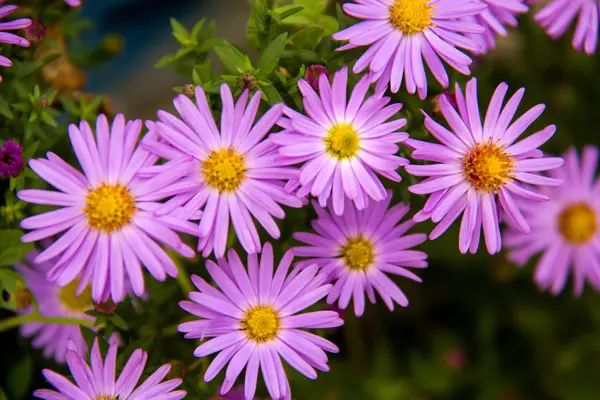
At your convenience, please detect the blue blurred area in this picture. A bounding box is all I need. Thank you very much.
[79,0,202,93]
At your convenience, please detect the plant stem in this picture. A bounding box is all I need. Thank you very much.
[175,261,194,296]
[0,313,96,333]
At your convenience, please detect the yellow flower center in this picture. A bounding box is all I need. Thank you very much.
[325,123,360,160]
[462,141,515,193]
[96,397,116,400]
[558,203,597,244]
[341,236,374,271]
[58,280,92,313]
[84,183,136,233]
[241,305,280,343]
[389,0,435,35]
[202,148,247,192]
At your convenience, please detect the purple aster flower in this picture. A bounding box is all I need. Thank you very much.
[405,78,564,255]
[504,147,600,294]
[332,0,487,98]
[273,67,409,216]
[0,1,31,82]
[142,84,303,259]
[16,247,93,364]
[34,337,186,400]
[18,114,197,303]
[0,139,23,177]
[293,192,428,316]
[304,65,330,91]
[178,243,343,400]
[531,0,598,54]
[64,0,81,6]
[465,0,529,55]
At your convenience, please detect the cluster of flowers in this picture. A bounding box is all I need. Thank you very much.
[2,0,600,399]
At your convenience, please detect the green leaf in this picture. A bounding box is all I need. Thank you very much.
[291,25,324,50]
[0,97,14,119]
[170,18,190,45]
[40,111,58,127]
[261,83,284,105]
[190,18,206,40]
[6,355,32,399]
[279,6,305,21]
[154,54,177,68]
[0,230,33,267]
[108,313,130,331]
[256,33,288,78]
[214,42,253,74]
[22,142,39,160]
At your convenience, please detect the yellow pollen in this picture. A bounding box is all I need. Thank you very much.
[462,141,515,193]
[58,280,92,313]
[95,397,116,400]
[558,203,597,244]
[202,148,247,192]
[341,236,374,271]
[241,305,280,343]
[389,0,435,35]
[84,183,136,233]
[325,123,360,160]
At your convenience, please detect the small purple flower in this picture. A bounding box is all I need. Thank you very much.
[178,243,343,400]
[143,84,303,259]
[64,0,81,6]
[18,114,197,303]
[16,247,93,364]
[0,1,31,82]
[531,0,598,54]
[304,65,330,91]
[465,0,529,55]
[273,67,409,216]
[405,78,564,255]
[0,139,23,177]
[34,338,186,400]
[332,0,487,98]
[293,192,427,316]
[504,146,600,295]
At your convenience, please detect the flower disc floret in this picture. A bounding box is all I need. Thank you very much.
[325,123,360,159]
[58,279,92,312]
[84,183,136,232]
[341,236,374,270]
[241,305,280,343]
[558,203,597,244]
[389,0,435,35]
[462,141,515,192]
[202,148,247,192]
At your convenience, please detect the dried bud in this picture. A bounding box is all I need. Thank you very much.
[304,64,329,91]
[445,348,466,371]
[279,67,290,78]
[183,84,195,98]
[431,92,457,115]
[239,72,258,91]
[36,25,85,93]
[37,96,49,109]
[25,20,46,43]
[95,298,117,315]
[14,288,33,310]
[166,360,187,380]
